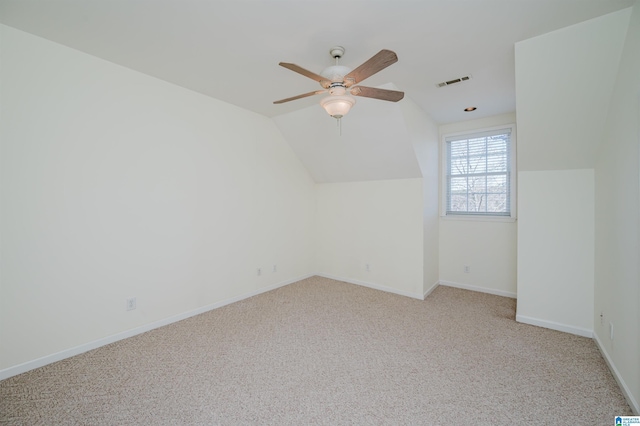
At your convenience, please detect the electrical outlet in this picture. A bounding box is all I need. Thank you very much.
[365,263,370,272]
[126,297,136,311]
[257,268,262,276]
[600,311,604,325]
[272,265,277,273]
[464,265,470,273]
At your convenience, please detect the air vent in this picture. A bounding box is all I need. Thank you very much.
[437,75,471,88]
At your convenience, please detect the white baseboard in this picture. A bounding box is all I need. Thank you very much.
[423,281,439,299]
[515,314,593,338]
[0,273,313,381]
[316,273,424,300]
[438,280,517,299]
[593,332,639,414]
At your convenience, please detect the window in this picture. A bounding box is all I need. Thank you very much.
[443,125,515,218]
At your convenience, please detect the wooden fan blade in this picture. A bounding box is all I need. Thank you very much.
[273,90,327,104]
[343,50,398,87]
[350,86,404,102]
[279,63,331,88]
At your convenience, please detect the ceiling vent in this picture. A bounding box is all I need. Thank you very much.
[437,75,471,88]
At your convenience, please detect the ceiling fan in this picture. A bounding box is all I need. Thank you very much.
[274,46,404,120]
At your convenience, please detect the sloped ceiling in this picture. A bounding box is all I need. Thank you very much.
[0,0,634,182]
[273,84,422,183]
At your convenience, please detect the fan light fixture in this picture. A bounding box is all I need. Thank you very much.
[320,94,356,118]
[273,45,405,130]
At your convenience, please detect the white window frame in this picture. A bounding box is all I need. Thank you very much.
[441,124,517,221]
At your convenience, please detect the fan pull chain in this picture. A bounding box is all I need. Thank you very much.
[337,117,342,136]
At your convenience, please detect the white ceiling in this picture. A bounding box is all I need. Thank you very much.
[0,0,633,182]
[0,0,632,123]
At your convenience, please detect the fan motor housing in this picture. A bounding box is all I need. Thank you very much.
[320,65,352,83]
[328,82,347,96]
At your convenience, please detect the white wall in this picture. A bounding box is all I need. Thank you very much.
[515,5,639,411]
[514,8,630,336]
[0,25,316,374]
[515,8,631,172]
[399,97,440,296]
[438,113,517,297]
[594,0,640,411]
[315,179,424,299]
[516,170,595,336]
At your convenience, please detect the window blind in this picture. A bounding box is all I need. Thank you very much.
[445,128,511,216]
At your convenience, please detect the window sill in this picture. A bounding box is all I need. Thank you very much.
[440,214,516,223]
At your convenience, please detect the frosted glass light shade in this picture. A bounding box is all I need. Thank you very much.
[320,95,356,118]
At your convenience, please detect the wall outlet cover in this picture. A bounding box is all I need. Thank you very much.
[126,297,136,311]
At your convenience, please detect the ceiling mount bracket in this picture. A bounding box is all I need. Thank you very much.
[329,46,345,60]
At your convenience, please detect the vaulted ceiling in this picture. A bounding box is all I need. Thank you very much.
[0,0,633,182]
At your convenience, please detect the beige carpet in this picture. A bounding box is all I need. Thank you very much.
[0,276,632,425]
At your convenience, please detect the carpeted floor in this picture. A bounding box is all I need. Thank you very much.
[0,276,633,425]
